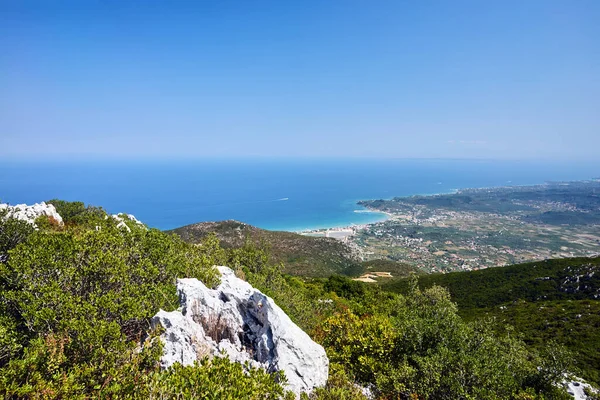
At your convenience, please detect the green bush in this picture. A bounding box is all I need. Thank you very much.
[0,221,223,397]
[0,209,34,264]
[2,227,219,335]
[308,363,368,400]
[0,313,21,368]
[47,199,107,229]
[382,257,600,386]
[0,332,161,398]
[0,204,294,399]
[324,275,366,300]
[144,357,289,400]
[318,280,572,399]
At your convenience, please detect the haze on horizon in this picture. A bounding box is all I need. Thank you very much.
[1,1,599,161]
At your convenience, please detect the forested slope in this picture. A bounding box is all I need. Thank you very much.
[381,257,600,385]
[170,220,363,277]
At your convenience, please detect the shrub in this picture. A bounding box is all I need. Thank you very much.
[308,363,368,400]
[32,215,63,233]
[144,357,288,400]
[0,225,221,397]
[46,199,107,229]
[323,275,366,300]
[0,209,34,264]
[318,280,572,399]
[0,313,21,368]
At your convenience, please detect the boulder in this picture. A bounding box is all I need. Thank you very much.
[152,266,329,395]
[0,202,63,228]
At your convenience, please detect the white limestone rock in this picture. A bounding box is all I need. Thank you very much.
[563,376,597,400]
[111,213,145,232]
[0,202,63,228]
[152,266,329,395]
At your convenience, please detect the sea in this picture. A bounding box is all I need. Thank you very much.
[1,158,599,232]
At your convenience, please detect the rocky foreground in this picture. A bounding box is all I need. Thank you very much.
[152,266,329,395]
[0,202,63,227]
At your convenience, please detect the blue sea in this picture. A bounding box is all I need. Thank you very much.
[1,158,599,231]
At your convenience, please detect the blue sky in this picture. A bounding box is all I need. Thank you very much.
[1,0,598,160]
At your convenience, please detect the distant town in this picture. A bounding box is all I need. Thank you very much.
[305,180,600,273]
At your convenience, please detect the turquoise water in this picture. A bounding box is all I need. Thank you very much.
[1,158,598,231]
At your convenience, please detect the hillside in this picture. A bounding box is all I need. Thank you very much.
[381,257,600,386]
[381,256,600,309]
[169,220,364,277]
[1,201,595,398]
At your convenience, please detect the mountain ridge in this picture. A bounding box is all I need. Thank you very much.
[169,219,365,277]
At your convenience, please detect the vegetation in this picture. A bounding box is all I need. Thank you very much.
[170,220,363,277]
[0,209,33,264]
[46,199,107,229]
[381,257,600,386]
[238,246,582,398]
[381,257,600,310]
[171,221,424,279]
[476,299,600,386]
[0,200,594,399]
[142,358,288,400]
[318,288,570,399]
[0,205,237,398]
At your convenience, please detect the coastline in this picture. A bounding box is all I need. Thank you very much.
[292,178,600,240]
[289,187,467,236]
[291,186,471,237]
[296,209,392,240]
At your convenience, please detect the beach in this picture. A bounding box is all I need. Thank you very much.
[299,208,392,240]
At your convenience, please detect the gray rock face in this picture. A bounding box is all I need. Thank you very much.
[152,266,329,395]
[0,202,63,228]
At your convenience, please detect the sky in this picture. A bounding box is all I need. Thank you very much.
[1,0,599,160]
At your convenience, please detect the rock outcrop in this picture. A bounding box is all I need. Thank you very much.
[152,266,329,395]
[564,376,597,400]
[0,202,63,228]
[111,213,145,232]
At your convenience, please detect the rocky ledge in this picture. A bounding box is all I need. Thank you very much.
[0,202,63,228]
[152,266,329,395]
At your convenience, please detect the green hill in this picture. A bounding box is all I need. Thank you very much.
[381,256,600,309]
[169,220,363,277]
[381,257,600,385]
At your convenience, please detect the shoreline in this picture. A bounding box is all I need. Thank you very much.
[296,209,392,240]
[287,188,468,235]
[290,178,600,239]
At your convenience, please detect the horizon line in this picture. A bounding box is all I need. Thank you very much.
[2,155,600,164]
